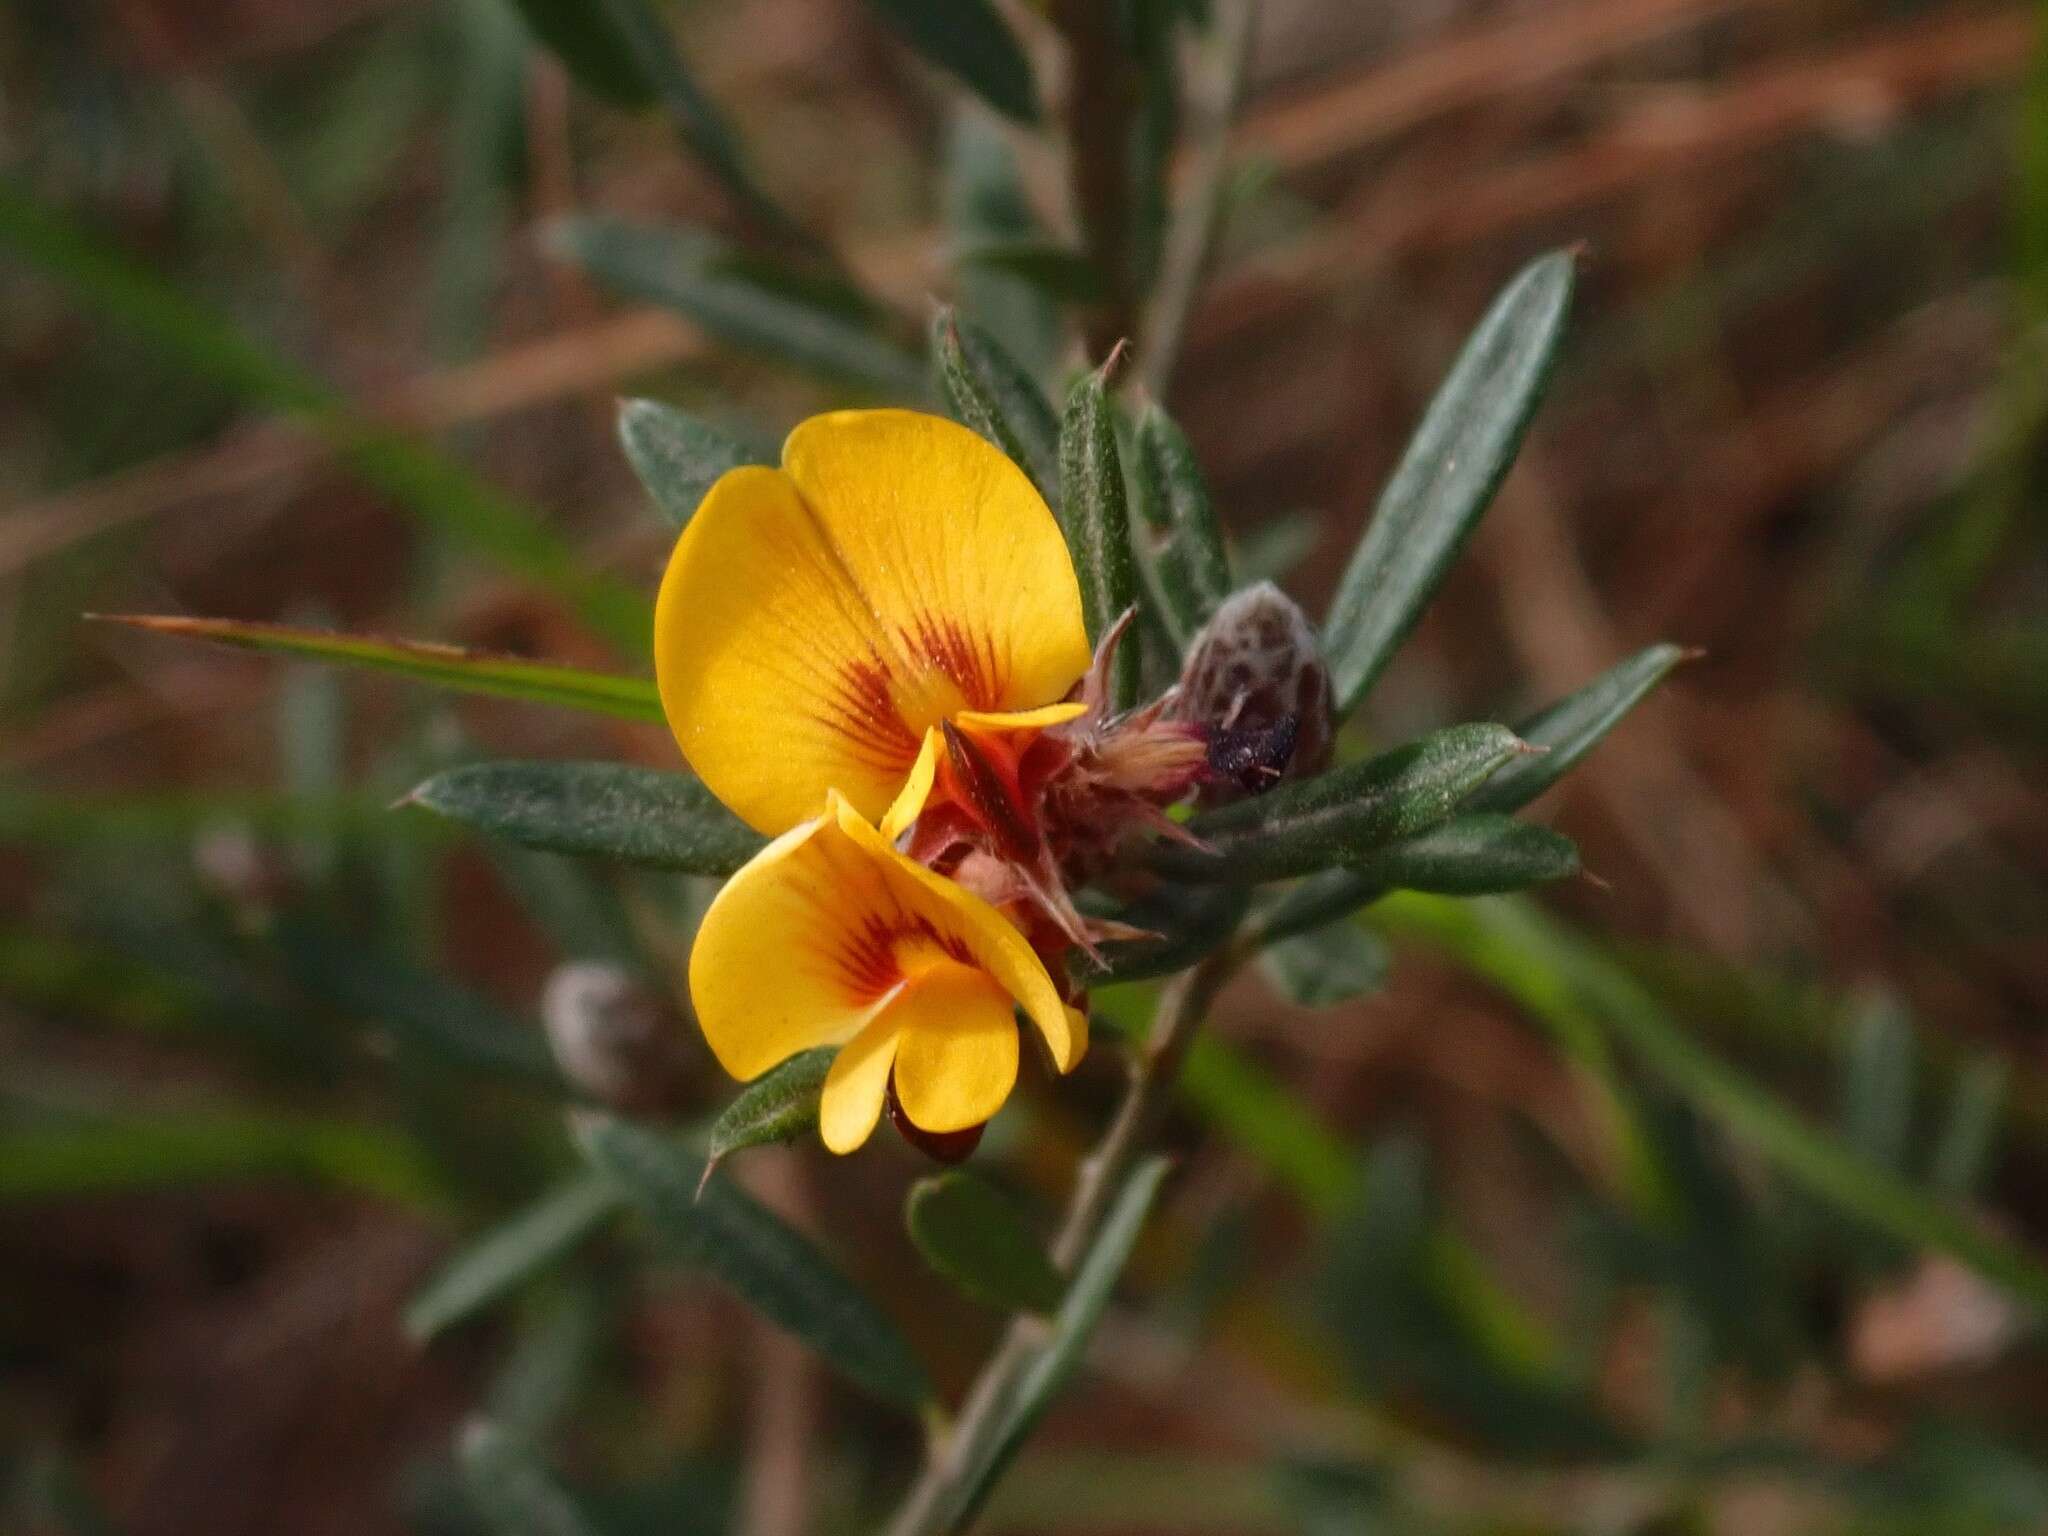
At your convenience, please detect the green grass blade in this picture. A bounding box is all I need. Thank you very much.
[1469,643,1693,814]
[93,615,664,722]
[0,184,650,650]
[1378,892,2048,1314]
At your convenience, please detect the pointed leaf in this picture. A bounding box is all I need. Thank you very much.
[704,1048,835,1176]
[407,762,765,875]
[1324,251,1578,717]
[406,1176,623,1342]
[1134,404,1232,648]
[930,1157,1173,1531]
[943,116,1059,378]
[550,218,925,395]
[1058,359,1141,707]
[93,615,663,722]
[1259,920,1388,1008]
[1155,724,1528,884]
[906,1170,1064,1314]
[1255,815,1581,945]
[1469,643,1692,813]
[862,0,1040,122]
[575,1115,933,1410]
[932,308,1060,503]
[617,399,764,530]
[1233,509,1320,585]
[458,1421,607,1536]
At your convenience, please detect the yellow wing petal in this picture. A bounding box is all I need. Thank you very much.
[655,410,1090,833]
[879,727,943,843]
[820,1014,901,1153]
[686,812,904,1081]
[830,797,1078,1071]
[890,966,1020,1133]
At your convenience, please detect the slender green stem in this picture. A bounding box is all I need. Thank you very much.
[882,949,1238,1536]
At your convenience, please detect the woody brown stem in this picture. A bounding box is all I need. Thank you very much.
[881,947,1240,1536]
[1053,0,1141,359]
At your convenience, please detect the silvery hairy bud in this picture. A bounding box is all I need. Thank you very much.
[541,961,691,1114]
[1173,581,1335,802]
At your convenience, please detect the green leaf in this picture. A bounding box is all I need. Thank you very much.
[943,115,1059,378]
[1253,815,1581,946]
[1929,1055,2009,1202]
[0,1113,441,1211]
[862,0,1040,122]
[617,399,764,530]
[1156,724,1528,884]
[1096,884,1251,983]
[1468,643,1692,814]
[703,1048,835,1179]
[1232,509,1320,586]
[954,239,1105,302]
[458,1420,607,1536]
[408,761,765,875]
[1133,404,1232,648]
[933,1157,1173,1531]
[0,185,649,651]
[93,615,664,722]
[575,1115,933,1409]
[550,218,925,395]
[505,0,655,105]
[931,308,1060,503]
[906,1171,1065,1315]
[1323,250,1578,717]
[1376,893,2048,1315]
[1841,991,1917,1176]
[405,1176,623,1341]
[1259,920,1388,1007]
[1058,358,1141,708]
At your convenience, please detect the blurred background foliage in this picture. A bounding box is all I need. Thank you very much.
[2,0,2046,1532]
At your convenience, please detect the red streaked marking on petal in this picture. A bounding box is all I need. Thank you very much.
[902,613,1006,710]
[815,650,923,774]
[826,912,976,1006]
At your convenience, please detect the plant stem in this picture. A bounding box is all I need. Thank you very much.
[881,948,1238,1536]
[1052,0,1140,358]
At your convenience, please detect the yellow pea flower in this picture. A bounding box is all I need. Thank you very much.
[689,792,1084,1153]
[654,409,1092,840]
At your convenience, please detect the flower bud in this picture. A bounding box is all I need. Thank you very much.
[1172,581,1334,800]
[541,961,691,1114]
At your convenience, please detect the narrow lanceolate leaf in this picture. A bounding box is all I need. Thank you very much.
[1323,250,1578,718]
[93,615,664,722]
[932,309,1060,503]
[1134,405,1232,648]
[405,1176,623,1342]
[1097,884,1251,983]
[458,1421,606,1536]
[617,398,763,530]
[703,1048,836,1183]
[549,218,925,396]
[1155,724,1529,884]
[1255,815,1581,945]
[1468,642,1693,814]
[575,1115,933,1410]
[1058,360,1141,708]
[862,0,1040,122]
[407,762,765,875]
[1260,920,1389,1008]
[935,1157,1173,1532]
[906,1171,1065,1315]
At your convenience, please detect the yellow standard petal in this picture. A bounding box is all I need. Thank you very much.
[655,410,1091,834]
